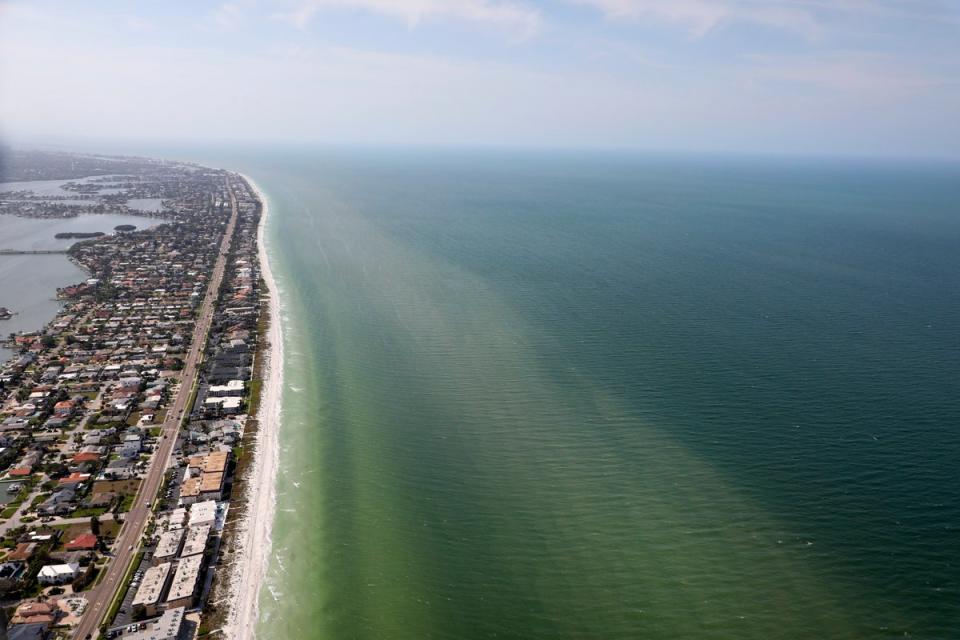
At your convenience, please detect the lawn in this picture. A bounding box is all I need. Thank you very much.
[70,506,109,518]
[118,494,135,512]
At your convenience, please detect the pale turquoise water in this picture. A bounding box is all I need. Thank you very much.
[225,150,960,640]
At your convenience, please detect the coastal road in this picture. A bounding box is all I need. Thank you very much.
[72,182,240,640]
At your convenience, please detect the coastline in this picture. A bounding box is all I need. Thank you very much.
[221,173,283,640]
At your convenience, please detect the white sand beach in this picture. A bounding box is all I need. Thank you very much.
[221,174,282,640]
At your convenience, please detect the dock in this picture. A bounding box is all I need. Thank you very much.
[0,249,69,255]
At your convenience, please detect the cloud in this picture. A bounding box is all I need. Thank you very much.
[570,0,822,38]
[274,0,541,38]
[123,16,156,32]
[743,50,954,94]
[210,2,247,31]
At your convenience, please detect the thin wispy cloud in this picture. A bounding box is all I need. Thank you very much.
[0,0,957,156]
[275,0,541,37]
[571,0,821,38]
[743,50,950,94]
[572,0,960,39]
[211,2,247,32]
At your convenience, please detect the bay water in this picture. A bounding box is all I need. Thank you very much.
[0,211,168,362]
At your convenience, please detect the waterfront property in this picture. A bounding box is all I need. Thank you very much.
[0,151,268,639]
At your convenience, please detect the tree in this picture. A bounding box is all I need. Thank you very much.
[0,577,19,599]
[90,515,100,537]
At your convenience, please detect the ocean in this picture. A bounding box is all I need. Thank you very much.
[13,147,956,638]
[233,150,960,639]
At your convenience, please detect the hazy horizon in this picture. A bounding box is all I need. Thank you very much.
[1,1,959,159]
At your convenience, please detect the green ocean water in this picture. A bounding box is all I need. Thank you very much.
[243,151,959,639]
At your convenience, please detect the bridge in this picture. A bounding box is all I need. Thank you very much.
[0,249,69,255]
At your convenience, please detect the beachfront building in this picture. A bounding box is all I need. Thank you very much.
[178,476,201,505]
[132,562,172,617]
[156,507,188,531]
[153,529,185,565]
[165,555,203,610]
[198,472,224,501]
[124,606,187,640]
[188,500,217,527]
[180,525,210,558]
[207,379,245,397]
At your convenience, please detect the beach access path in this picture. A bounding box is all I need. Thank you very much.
[71,181,240,640]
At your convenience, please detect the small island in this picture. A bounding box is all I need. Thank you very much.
[54,231,105,239]
[114,224,137,232]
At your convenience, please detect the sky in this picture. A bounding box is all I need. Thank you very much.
[0,0,958,157]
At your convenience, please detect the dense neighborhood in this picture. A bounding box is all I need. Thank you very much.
[0,152,267,640]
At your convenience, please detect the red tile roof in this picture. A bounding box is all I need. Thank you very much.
[65,533,98,550]
[58,472,91,485]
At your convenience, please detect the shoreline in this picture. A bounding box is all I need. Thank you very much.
[221,173,283,640]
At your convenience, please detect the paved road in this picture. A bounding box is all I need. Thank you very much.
[72,183,239,640]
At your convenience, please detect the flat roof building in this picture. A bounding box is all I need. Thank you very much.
[166,555,203,609]
[179,476,200,504]
[156,507,188,531]
[180,525,210,558]
[153,529,184,565]
[132,562,171,617]
[124,606,186,640]
[188,500,217,527]
[198,472,224,500]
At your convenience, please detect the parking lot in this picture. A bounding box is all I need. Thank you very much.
[108,547,153,632]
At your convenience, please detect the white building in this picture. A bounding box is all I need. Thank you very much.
[166,555,203,609]
[132,562,171,616]
[208,379,245,397]
[180,525,210,558]
[188,500,217,527]
[37,563,79,585]
[154,529,185,565]
[124,606,186,640]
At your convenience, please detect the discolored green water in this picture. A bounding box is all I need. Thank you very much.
[242,151,959,639]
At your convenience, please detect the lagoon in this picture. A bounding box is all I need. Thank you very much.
[0,212,168,362]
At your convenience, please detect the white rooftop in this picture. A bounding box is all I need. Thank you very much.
[132,562,171,607]
[181,524,210,558]
[154,529,184,560]
[166,555,202,603]
[189,500,217,526]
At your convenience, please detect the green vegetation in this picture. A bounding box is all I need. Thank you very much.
[246,378,263,416]
[72,564,100,592]
[30,492,50,508]
[70,506,109,518]
[118,494,135,512]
